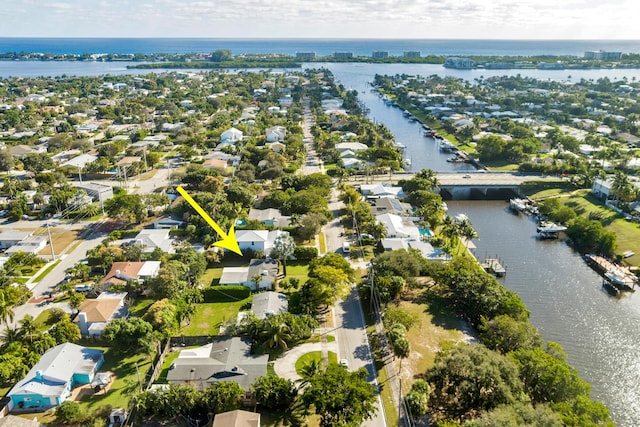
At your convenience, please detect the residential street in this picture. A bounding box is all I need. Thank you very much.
[299,98,389,427]
[6,226,107,330]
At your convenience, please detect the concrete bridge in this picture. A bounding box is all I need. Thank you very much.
[345,171,563,200]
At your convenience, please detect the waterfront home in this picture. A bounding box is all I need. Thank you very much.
[335,142,368,153]
[381,238,451,261]
[167,337,268,393]
[376,213,421,239]
[74,292,128,337]
[7,343,104,411]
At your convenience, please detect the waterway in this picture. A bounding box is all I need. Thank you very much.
[3,60,640,425]
[446,202,640,427]
[320,62,640,426]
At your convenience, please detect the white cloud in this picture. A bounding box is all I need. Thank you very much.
[0,0,637,39]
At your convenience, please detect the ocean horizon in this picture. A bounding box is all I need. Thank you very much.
[1,37,640,57]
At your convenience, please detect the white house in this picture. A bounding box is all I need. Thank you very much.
[376,213,421,239]
[0,230,32,250]
[235,230,283,256]
[133,229,175,253]
[335,142,368,153]
[360,183,405,199]
[5,235,48,255]
[265,126,286,142]
[219,259,279,290]
[220,127,243,144]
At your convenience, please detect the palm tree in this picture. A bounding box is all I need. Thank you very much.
[611,171,636,204]
[0,326,20,344]
[18,315,38,344]
[457,218,479,254]
[0,292,15,327]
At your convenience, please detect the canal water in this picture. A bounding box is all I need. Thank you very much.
[446,202,640,427]
[321,63,640,426]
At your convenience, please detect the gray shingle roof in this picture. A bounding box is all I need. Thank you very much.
[167,337,267,391]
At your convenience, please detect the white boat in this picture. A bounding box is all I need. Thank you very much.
[536,222,567,233]
[509,198,527,211]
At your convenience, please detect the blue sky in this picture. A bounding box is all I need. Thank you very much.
[1,0,637,39]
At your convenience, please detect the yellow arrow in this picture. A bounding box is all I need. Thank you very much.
[176,186,243,256]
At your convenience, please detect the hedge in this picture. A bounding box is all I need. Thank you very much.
[203,286,251,303]
[294,246,318,260]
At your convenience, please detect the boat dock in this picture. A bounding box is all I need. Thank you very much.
[481,257,507,277]
[585,254,638,292]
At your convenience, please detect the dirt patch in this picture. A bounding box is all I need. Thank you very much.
[38,229,80,256]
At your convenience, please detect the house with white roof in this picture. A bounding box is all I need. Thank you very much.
[133,229,175,253]
[381,238,451,262]
[251,291,288,319]
[5,235,48,255]
[376,213,420,239]
[335,142,368,153]
[265,126,286,142]
[7,343,104,410]
[219,259,279,290]
[220,127,243,144]
[61,154,98,169]
[235,230,283,255]
[247,209,291,227]
[0,230,32,250]
[360,183,405,199]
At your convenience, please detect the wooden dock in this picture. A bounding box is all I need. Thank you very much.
[585,254,637,292]
[482,258,506,277]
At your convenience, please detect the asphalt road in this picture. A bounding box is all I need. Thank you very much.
[6,227,107,330]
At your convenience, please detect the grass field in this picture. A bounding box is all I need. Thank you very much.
[78,347,153,411]
[180,298,252,336]
[128,298,155,317]
[528,188,640,266]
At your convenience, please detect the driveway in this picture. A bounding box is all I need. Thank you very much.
[273,341,338,382]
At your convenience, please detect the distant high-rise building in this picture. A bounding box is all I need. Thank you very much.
[403,51,421,58]
[296,52,316,60]
[584,50,622,60]
[333,52,354,59]
[372,51,389,59]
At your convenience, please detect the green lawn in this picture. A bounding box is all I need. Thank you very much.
[559,191,640,264]
[200,267,224,287]
[128,298,155,317]
[318,232,327,254]
[294,351,337,375]
[181,298,252,336]
[285,261,309,284]
[34,309,54,331]
[32,260,61,283]
[79,347,154,412]
[155,351,180,384]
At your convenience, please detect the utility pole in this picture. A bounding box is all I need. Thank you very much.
[46,222,55,261]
